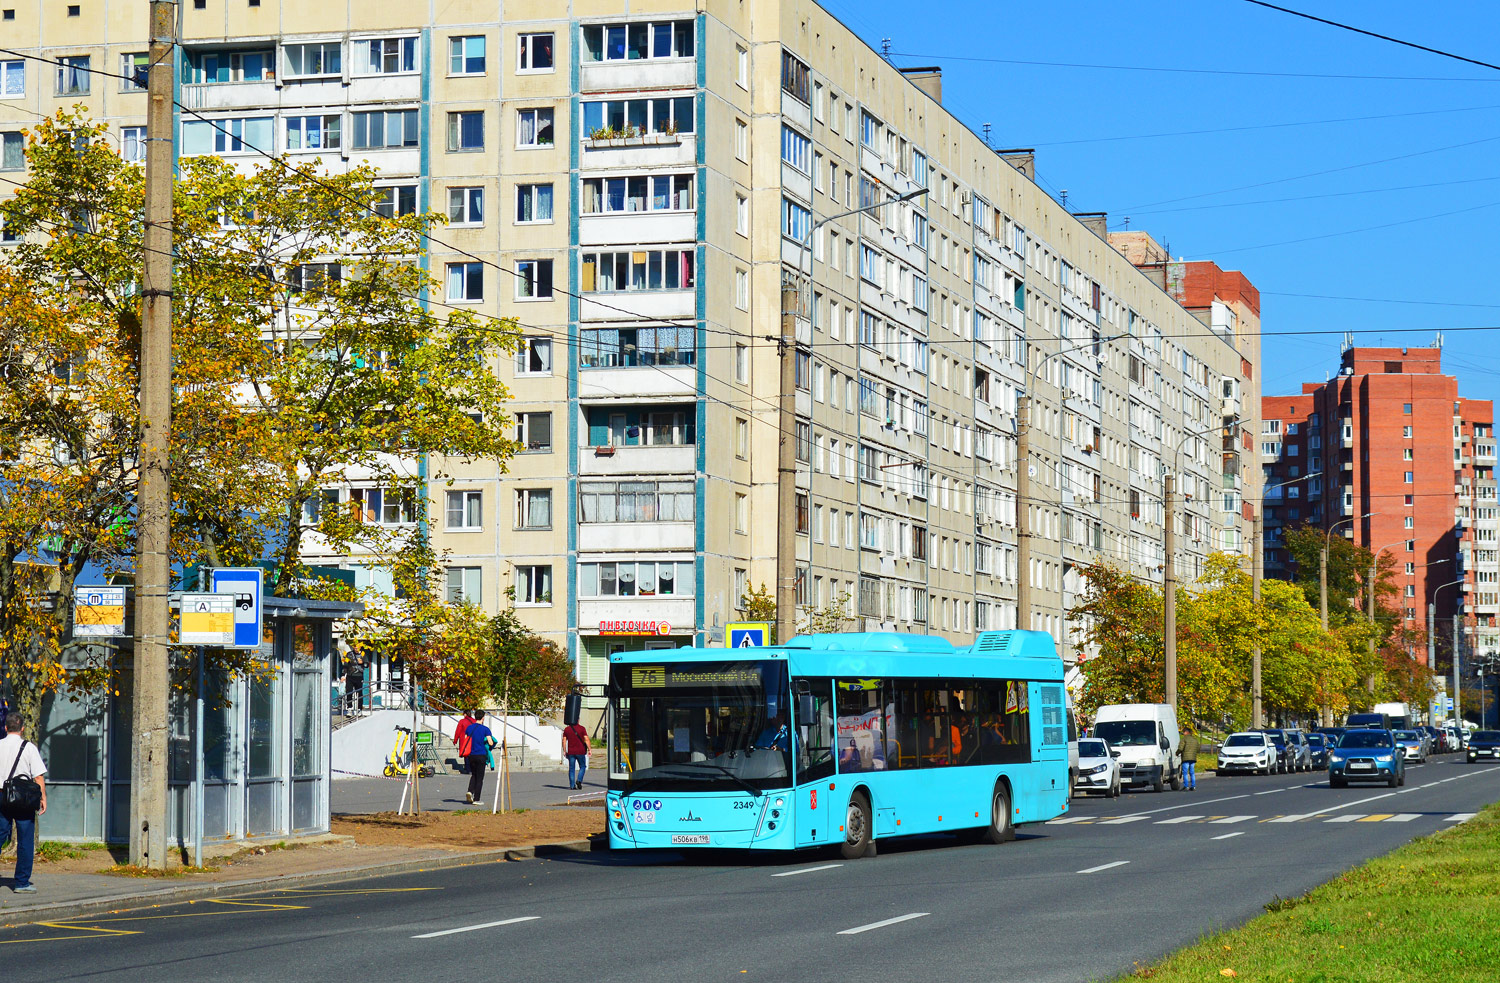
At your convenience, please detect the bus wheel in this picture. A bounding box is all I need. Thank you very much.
[983,784,1015,844]
[841,792,872,860]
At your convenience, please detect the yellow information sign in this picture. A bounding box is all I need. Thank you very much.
[180,593,235,645]
[74,586,127,638]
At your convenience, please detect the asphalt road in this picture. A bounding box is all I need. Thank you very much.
[9,755,1498,983]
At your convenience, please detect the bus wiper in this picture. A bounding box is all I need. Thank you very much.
[673,762,762,797]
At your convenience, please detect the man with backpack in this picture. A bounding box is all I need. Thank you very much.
[0,715,46,893]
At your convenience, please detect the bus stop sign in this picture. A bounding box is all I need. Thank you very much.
[726,622,770,648]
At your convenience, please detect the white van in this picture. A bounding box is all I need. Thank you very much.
[1091,704,1181,792]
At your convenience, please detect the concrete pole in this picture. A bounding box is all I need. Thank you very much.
[775,285,798,645]
[130,0,176,872]
[1428,602,1436,676]
[1015,395,1032,631]
[1251,508,1263,728]
[1319,545,1331,727]
[1453,613,1462,725]
[1366,559,1378,693]
[1163,473,1176,711]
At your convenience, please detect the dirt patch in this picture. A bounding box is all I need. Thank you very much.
[332,808,605,850]
[21,836,459,881]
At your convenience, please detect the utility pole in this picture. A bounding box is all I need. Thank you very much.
[1453,614,1461,725]
[131,0,176,872]
[1015,392,1032,631]
[1318,544,1330,726]
[1366,555,1378,693]
[1163,473,1176,711]
[775,284,798,645]
[1251,507,1263,728]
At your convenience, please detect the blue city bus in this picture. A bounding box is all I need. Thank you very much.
[606,629,1070,858]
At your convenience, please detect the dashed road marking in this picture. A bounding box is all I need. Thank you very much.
[413,916,539,939]
[772,864,843,878]
[1077,861,1131,874]
[838,913,929,935]
[1211,832,1244,841]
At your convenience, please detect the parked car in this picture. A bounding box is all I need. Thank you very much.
[1393,729,1427,764]
[1305,732,1330,768]
[1217,732,1277,775]
[1092,704,1181,792]
[1251,728,1295,773]
[1284,729,1314,772]
[1329,729,1405,787]
[1073,737,1121,797]
[1346,712,1392,730]
[1314,726,1347,745]
[1422,725,1448,754]
[1446,724,1467,750]
[1466,730,1500,763]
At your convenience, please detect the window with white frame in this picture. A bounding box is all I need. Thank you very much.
[579,560,693,598]
[446,262,483,302]
[353,37,416,75]
[349,109,419,149]
[581,173,694,213]
[181,116,273,155]
[580,481,693,522]
[448,35,486,75]
[283,41,342,78]
[581,20,694,61]
[736,269,749,311]
[782,197,810,241]
[445,490,482,531]
[580,249,694,291]
[348,486,415,525]
[516,412,552,452]
[515,564,553,604]
[582,97,695,137]
[517,33,555,72]
[781,125,811,172]
[516,259,554,299]
[374,184,417,217]
[447,111,484,151]
[447,186,484,225]
[515,337,552,375]
[515,182,554,223]
[119,52,147,91]
[515,488,552,529]
[445,566,481,604]
[516,107,555,147]
[1,60,23,98]
[121,126,146,163]
[285,114,341,151]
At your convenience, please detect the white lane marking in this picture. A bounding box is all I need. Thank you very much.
[1211,832,1244,841]
[1445,813,1477,822]
[772,863,843,878]
[838,912,930,935]
[1098,816,1149,825]
[1209,815,1256,824]
[413,916,540,939]
[1077,861,1131,874]
[1265,814,1309,823]
[1387,813,1422,822]
[1254,788,1285,795]
[1325,814,1365,823]
[1156,815,1204,824]
[1047,816,1090,825]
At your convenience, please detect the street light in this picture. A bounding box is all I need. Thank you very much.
[777,186,928,644]
[1316,512,1376,725]
[1016,334,1127,635]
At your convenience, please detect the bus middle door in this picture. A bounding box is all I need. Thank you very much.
[793,678,836,848]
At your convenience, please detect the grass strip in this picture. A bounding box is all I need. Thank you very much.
[1120,800,1500,982]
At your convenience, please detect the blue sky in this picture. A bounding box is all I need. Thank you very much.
[818,0,1500,404]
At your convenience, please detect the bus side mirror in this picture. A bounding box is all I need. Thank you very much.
[798,693,815,724]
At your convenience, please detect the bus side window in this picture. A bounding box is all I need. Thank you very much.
[795,678,835,783]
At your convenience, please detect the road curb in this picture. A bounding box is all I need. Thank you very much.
[0,837,606,929]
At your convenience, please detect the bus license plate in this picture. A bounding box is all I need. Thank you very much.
[671,834,710,845]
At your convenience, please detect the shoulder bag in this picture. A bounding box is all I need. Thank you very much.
[2,740,42,818]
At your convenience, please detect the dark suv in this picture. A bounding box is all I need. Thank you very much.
[1251,728,1295,774]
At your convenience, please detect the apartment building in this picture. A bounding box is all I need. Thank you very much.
[1261,346,1498,665]
[0,0,1261,697]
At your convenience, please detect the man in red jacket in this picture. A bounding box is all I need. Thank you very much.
[563,719,590,790]
[454,709,478,794]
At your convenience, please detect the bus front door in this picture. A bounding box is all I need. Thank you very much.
[794,679,836,848]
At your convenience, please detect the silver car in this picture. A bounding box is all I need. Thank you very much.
[1393,729,1427,764]
[1284,729,1314,772]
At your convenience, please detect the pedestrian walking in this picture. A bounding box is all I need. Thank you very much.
[0,715,47,894]
[343,650,366,715]
[563,719,590,789]
[462,710,495,804]
[1180,730,1199,791]
[454,708,478,774]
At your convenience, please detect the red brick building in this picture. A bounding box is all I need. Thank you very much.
[1261,347,1497,667]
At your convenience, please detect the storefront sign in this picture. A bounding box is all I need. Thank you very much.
[598,619,672,636]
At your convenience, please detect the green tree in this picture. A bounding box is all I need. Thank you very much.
[1068,562,1169,714]
[739,582,778,642]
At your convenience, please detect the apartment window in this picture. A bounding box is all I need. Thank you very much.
[445,567,482,605]
[579,326,694,367]
[582,97,696,137]
[515,337,552,375]
[448,35,486,75]
[516,412,553,452]
[1,60,22,98]
[186,49,272,84]
[447,186,484,225]
[1406,563,1416,575]
[445,490,482,531]
[579,481,693,522]
[354,37,416,75]
[515,489,552,529]
[287,262,340,295]
[581,174,694,213]
[1403,426,1413,438]
[581,20,694,61]
[859,244,881,285]
[782,198,811,242]
[580,561,694,599]
[1404,447,1414,461]
[515,259,554,300]
[795,421,811,461]
[860,110,880,148]
[736,418,749,458]
[181,116,273,155]
[120,52,147,91]
[55,55,90,95]
[736,194,748,235]
[120,126,146,163]
[1406,540,1415,552]
[374,184,417,217]
[515,565,553,605]
[736,344,749,383]
[580,248,694,292]
[1403,403,1412,414]
[780,51,810,103]
[285,114,341,151]
[781,125,811,172]
[736,45,748,88]
[283,41,342,78]
[735,119,747,159]
[515,182,554,223]
[736,269,749,311]
[795,493,810,534]
[447,111,484,151]
[348,487,414,525]
[446,262,483,302]
[1404,471,1414,483]
[349,109,419,150]
[516,108,555,147]
[517,33,555,72]
[1404,516,1414,529]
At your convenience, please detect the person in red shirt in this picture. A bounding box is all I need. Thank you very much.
[563,719,590,790]
[454,709,478,798]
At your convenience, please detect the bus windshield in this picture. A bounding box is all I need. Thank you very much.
[609,660,793,792]
[1093,720,1157,747]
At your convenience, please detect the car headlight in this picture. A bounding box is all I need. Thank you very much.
[1083,763,1109,776]
[1375,753,1394,762]
[1139,757,1157,768]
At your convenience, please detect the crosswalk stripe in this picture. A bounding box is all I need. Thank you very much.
[1209,815,1255,824]
[1358,814,1394,822]
[1098,816,1149,825]
[1386,813,1421,822]
[1047,817,1089,824]
[1265,815,1307,823]
[1155,816,1204,824]
[1325,814,1365,823]
[1445,813,1477,822]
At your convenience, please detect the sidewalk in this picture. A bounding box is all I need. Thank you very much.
[332,767,604,815]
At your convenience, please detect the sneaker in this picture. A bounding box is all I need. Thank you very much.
[13,885,36,894]
[465,792,473,803]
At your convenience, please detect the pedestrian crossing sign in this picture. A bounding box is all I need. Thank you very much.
[726,622,770,648]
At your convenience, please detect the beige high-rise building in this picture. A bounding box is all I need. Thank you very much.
[0,0,1261,702]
